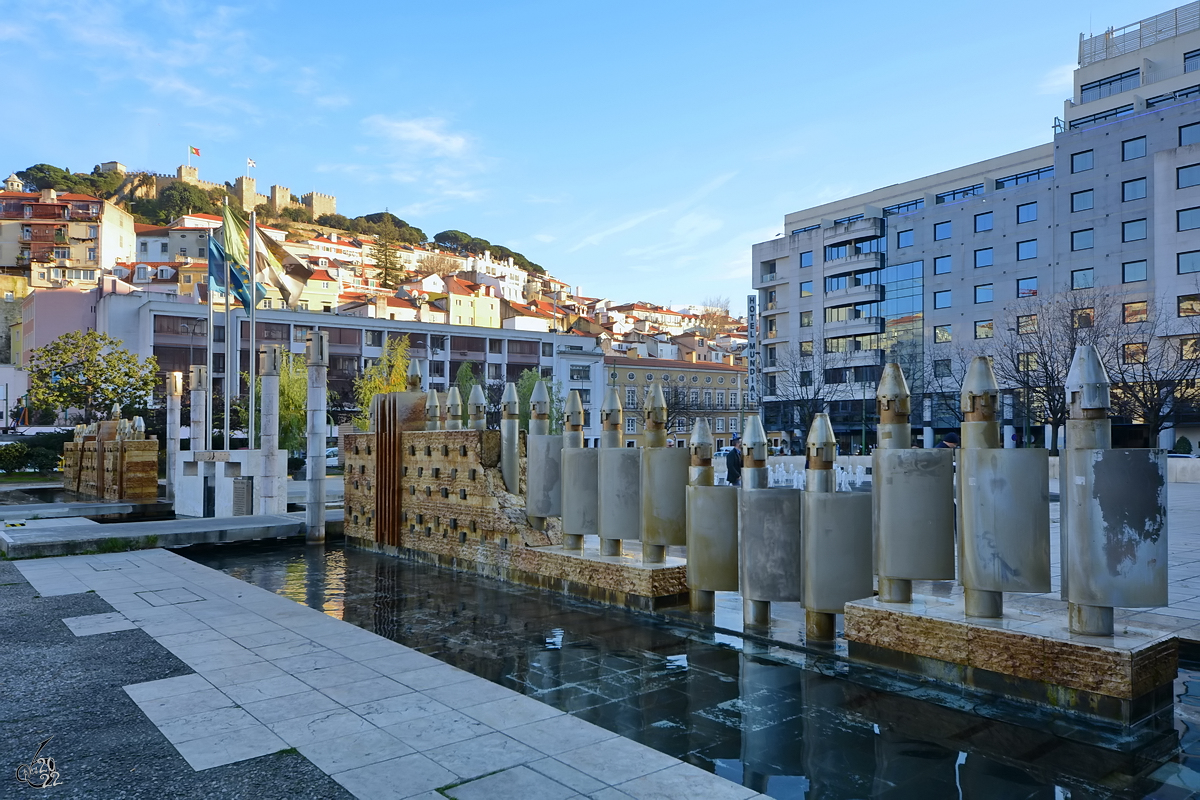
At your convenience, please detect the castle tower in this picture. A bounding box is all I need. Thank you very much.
[302,191,336,219]
[234,176,257,212]
[270,185,294,214]
[177,165,199,184]
[4,173,23,192]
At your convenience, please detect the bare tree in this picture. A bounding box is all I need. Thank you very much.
[915,340,985,427]
[768,342,856,439]
[421,254,463,277]
[697,295,732,338]
[990,288,1118,454]
[1108,292,1200,445]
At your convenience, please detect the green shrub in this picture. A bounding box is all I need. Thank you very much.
[0,442,29,473]
[26,448,58,475]
[1174,436,1194,455]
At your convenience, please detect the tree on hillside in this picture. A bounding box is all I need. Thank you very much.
[370,212,404,289]
[362,212,424,244]
[317,213,353,230]
[27,331,158,424]
[696,295,731,338]
[422,254,461,276]
[281,206,313,223]
[434,230,472,250]
[158,182,216,221]
[351,334,410,430]
[17,163,125,199]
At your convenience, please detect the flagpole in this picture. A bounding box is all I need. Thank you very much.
[205,255,213,451]
[248,210,257,451]
[224,200,232,452]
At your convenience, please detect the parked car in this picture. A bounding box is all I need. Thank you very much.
[1167,453,1196,459]
[714,446,738,458]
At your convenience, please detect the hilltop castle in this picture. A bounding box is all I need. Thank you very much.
[98,161,336,218]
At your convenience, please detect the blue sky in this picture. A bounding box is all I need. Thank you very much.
[0,0,1165,313]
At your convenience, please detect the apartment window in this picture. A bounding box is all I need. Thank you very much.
[54,247,70,260]
[1123,343,1148,364]
[1180,207,1200,231]
[1017,202,1037,223]
[1179,164,1200,189]
[975,212,993,232]
[1123,137,1147,160]
[139,241,148,253]
[974,284,993,304]
[1017,353,1038,372]
[898,230,913,248]
[934,290,951,309]
[1123,260,1148,282]
[1185,338,1200,360]
[1124,301,1148,323]
[800,281,813,297]
[1183,252,1200,275]
[1123,219,1147,242]
[293,325,310,343]
[542,343,553,357]
[933,360,951,379]
[626,388,637,407]
[178,247,187,257]
[974,320,993,339]
[1179,294,1200,316]
[799,340,814,356]
[1071,268,1094,290]
[160,242,168,254]
[625,418,636,434]
[1071,229,1094,251]
[1183,122,1200,147]
[1080,68,1139,102]
[972,248,993,268]
[1123,178,1147,201]
[1071,151,1094,173]
[796,250,813,268]
[1072,308,1094,328]
[1071,190,1094,212]
[1017,240,1037,260]
[825,244,848,261]
[933,221,951,241]
[799,310,813,327]
[934,324,951,343]
[934,255,951,274]
[87,248,97,261]
[262,299,272,310]
[1017,277,1038,297]
[1017,314,1038,335]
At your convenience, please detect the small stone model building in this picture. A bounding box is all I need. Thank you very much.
[62,418,158,502]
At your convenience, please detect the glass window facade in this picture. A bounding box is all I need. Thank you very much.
[1123,219,1147,242]
[1180,252,1200,275]
[934,290,951,309]
[1124,301,1148,323]
[1017,239,1037,260]
[1080,68,1140,102]
[1072,229,1094,251]
[934,255,951,274]
[974,284,993,304]
[934,324,951,343]
[974,212,993,232]
[1179,207,1200,231]
[933,221,951,241]
[1123,137,1147,160]
[1071,190,1094,212]
[1017,202,1037,223]
[1071,151,1094,173]
[1017,277,1038,297]
[1071,268,1094,289]
[1123,178,1147,201]
[974,320,993,339]
[974,248,993,268]
[1123,260,1147,282]
[898,230,913,248]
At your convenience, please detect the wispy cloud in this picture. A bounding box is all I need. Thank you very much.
[1038,64,1075,96]
[364,115,470,157]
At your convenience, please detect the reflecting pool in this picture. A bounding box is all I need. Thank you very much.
[186,539,1200,799]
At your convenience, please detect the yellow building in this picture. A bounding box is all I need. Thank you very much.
[604,354,749,449]
[441,276,501,328]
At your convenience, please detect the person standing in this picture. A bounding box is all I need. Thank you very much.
[934,432,960,449]
[727,432,743,486]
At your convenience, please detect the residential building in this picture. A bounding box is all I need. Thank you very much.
[751,0,1200,450]
[604,354,749,449]
[0,189,134,287]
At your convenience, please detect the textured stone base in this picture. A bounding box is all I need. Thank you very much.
[844,595,1177,725]
[348,535,688,611]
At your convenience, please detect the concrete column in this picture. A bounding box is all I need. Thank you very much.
[922,426,933,449]
[960,356,1003,617]
[445,387,464,430]
[259,345,282,516]
[804,413,837,641]
[306,331,328,544]
[165,372,182,503]
[189,365,207,454]
[742,414,770,625]
[527,381,551,531]
[874,363,911,603]
[598,386,624,556]
[425,389,442,431]
[642,384,670,563]
[688,417,715,611]
[1003,424,1016,448]
[562,390,585,551]
[468,384,487,430]
[500,382,520,494]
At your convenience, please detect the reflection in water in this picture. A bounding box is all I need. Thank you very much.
[187,540,1197,799]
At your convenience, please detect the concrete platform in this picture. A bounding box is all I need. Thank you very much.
[0,500,160,520]
[0,515,303,559]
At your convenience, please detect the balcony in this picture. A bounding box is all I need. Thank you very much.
[758,271,779,284]
[823,316,884,337]
[824,282,883,303]
[823,217,883,246]
[824,251,883,269]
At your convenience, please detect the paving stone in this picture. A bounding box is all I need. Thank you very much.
[134,687,235,724]
[267,707,376,747]
[242,688,344,724]
[220,673,311,705]
[526,758,609,795]
[505,713,618,756]
[62,612,137,636]
[201,659,288,687]
[382,709,493,751]
[615,762,758,800]
[350,692,453,728]
[332,753,459,799]
[337,640,412,662]
[136,588,205,606]
[297,727,415,774]
[423,731,542,780]
[394,663,480,691]
[320,675,414,706]
[461,693,565,730]
[556,736,680,785]
[296,660,382,689]
[272,651,353,673]
[420,676,516,709]
[173,722,289,770]
[252,638,332,660]
[124,673,215,703]
[446,764,578,800]
[362,650,445,676]
[156,705,260,744]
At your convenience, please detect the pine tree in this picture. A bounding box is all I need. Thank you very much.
[370,211,403,289]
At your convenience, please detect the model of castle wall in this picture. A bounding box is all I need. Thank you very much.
[62,418,158,502]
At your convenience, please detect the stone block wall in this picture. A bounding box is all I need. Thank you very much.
[102,440,159,502]
[344,432,376,541]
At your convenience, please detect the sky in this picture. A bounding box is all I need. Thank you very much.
[0,0,1170,314]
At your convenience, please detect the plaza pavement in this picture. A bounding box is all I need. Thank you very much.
[12,548,766,800]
